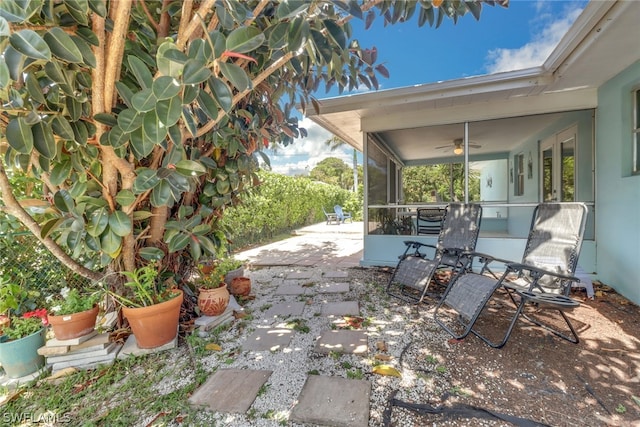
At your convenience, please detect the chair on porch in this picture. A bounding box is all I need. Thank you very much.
[416,207,444,235]
[433,202,588,348]
[386,203,482,304]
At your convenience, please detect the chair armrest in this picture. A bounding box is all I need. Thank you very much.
[403,241,437,250]
[506,262,580,282]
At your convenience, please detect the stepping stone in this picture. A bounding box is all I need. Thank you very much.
[51,344,121,372]
[117,335,176,359]
[39,332,111,356]
[45,330,98,347]
[286,271,313,279]
[314,330,368,355]
[321,301,359,317]
[242,328,293,351]
[275,284,307,295]
[324,271,349,279]
[317,282,350,293]
[189,369,272,413]
[263,302,305,318]
[290,375,371,427]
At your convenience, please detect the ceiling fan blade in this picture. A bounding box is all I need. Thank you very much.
[434,144,452,149]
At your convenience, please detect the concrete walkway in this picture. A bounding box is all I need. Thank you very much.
[189,222,373,426]
[234,221,364,268]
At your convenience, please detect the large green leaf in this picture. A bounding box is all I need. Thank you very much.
[63,0,90,26]
[152,76,181,100]
[182,59,211,85]
[3,46,25,81]
[94,113,118,127]
[50,160,72,186]
[76,26,99,46]
[40,218,63,240]
[267,22,289,50]
[131,88,157,113]
[87,0,107,17]
[218,62,250,91]
[276,1,309,19]
[0,1,42,22]
[66,96,83,122]
[0,17,8,37]
[139,247,164,261]
[175,160,207,177]
[182,107,197,137]
[188,39,213,63]
[166,232,190,253]
[51,116,74,141]
[133,168,160,193]
[226,26,265,54]
[87,207,109,237]
[108,126,129,148]
[53,190,75,213]
[142,110,167,144]
[5,117,34,154]
[128,55,153,89]
[157,42,187,78]
[9,30,51,61]
[115,189,136,207]
[43,27,83,63]
[0,61,9,89]
[129,127,155,159]
[209,77,232,112]
[70,35,96,68]
[182,84,199,104]
[101,229,122,257]
[32,121,57,159]
[109,211,132,237]
[156,96,182,127]
[117,108,143,132]
[150,180,174,207]
[25,74,46,104]
[71,121,88,145]
[323,19,346,49]
[287,17,309,54]
[197,90,219,120]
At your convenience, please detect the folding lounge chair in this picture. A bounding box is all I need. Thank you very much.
[434,202,588,348]
[386,203,482,304]
[416,207,444,235]
[333,205,352,223]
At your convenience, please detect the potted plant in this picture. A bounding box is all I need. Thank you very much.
[110,263,183,349]
[0,311,47,378]
[47,287,102,340]
[196,266,230,317]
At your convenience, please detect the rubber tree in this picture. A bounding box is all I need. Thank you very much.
[0,0,506,286]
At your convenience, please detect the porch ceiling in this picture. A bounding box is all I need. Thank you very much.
[306,0,639,163]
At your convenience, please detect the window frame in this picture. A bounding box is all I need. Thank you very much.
[633,86,640,174]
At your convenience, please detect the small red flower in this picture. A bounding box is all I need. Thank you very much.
[23,309,49,326]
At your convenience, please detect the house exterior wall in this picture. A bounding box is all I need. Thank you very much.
[595,60,640,304]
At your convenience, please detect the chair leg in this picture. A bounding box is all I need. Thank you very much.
[520,307,579,344]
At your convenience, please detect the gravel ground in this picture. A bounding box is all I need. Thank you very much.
[147,264,639,427]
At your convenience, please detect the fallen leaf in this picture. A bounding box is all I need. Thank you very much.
[448,338,464,344]
[233,311,247,319]
[632,395,640,407]
[376,340,388,351]
[205,343,222,351]
[373,365,401,377]
[374,354,393,361]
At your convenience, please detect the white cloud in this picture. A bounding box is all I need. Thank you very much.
[485,5,584,73]
[266,118,355,176]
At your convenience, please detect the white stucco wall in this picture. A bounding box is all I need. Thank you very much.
[595,60,640,304]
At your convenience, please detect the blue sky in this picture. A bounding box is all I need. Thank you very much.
[267,0,588,176]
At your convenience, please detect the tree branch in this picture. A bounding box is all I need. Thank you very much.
[0,161,102,282]
[176,0,216,50]
[137,0,159,32]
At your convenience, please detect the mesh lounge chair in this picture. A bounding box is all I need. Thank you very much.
[386,203,482,304]
[417,207,444,235]
[434,202,588,348]
[333,205,352,223]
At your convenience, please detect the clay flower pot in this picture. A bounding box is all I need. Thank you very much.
[122,290,183,349]
[198,285,230,316]
[229,276,251,297]
[48,305,99,340]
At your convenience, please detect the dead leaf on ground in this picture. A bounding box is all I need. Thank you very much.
[205,343,222,351]
[375,354,393,361]
[376,340,388,351]
[233,311,247,319]
[373,365,402,377]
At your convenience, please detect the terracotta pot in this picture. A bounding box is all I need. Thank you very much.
[122,290,183,349]
[48,305,99,340]
[198,285,230,316]
[223,266,245,286]
[229,276,251,297]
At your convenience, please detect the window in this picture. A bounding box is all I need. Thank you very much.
[514,153,525,196]
[634,87,640,173]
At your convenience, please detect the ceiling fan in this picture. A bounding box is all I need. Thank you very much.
[434,138,482,155]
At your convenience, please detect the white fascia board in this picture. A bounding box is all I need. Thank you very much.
[309,67,549,116]
[361,87,597,133]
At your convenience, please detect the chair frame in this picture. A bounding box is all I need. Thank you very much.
[333,205,352,223]
[322,207,339,225]
[416,207,444,235]
[434,202,588,348]
[386,203,482,304]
